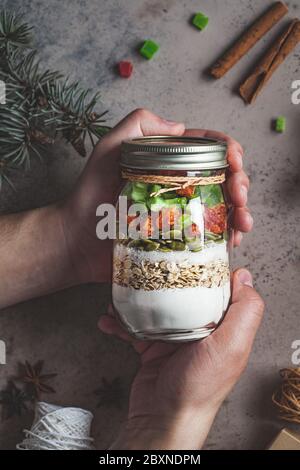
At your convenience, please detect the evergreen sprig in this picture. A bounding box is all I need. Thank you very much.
[0,10,110,190]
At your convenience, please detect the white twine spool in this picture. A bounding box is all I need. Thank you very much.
[17,402,94,450]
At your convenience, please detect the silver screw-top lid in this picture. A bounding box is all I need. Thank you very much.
[121,136,228,171]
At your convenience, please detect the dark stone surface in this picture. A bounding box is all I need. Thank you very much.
[0,0,299,449]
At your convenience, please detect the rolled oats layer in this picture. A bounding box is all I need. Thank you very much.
[113,256,230,290]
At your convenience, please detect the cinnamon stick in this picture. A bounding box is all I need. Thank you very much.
[211,1,288,79]
[240,19,300,103]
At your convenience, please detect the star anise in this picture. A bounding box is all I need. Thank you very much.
[18,360,57,400]
[94,377,126,409]
[0,381,30,420]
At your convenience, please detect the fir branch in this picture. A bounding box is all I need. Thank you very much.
[0,10,33,50]
[0,10,110,190]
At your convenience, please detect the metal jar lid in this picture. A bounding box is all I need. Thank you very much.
[121,136,228,171]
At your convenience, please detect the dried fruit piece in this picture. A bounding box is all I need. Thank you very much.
[176,185,195,197]
[141,240,160,251]
[140,216,153,238]
[169,241,186,251]
[139,40,160,60]
[128,239,142,248]
[118,61,133,78]
[187,238,203,252]
[162,229,183,240]
[127,215,137,224]
[157,207,181,230]
[275,116,286,133]
[158,246,172,252]
[204,203,227,234]
[192,12,209,31]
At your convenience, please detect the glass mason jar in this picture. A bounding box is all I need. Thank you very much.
[112,137,232,342]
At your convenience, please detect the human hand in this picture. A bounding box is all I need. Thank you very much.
[183,128,252,247]
[60,109,252,285]
[99,269,264,450]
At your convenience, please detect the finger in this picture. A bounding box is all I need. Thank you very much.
[226,171,249,208]
[107,303,115,316]
[211,269,265,360]
[98,315,152,354]
[96,108,185,161]
[98,313,180,361]
[231,207,253,233]
[139,341,180,365]
[184,129,243,173]
[98,314,130,340]
[85,109,185,203]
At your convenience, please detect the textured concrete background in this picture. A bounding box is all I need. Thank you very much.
[0,0,299,450]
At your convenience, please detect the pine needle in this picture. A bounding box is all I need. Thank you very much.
[0,9,110,191]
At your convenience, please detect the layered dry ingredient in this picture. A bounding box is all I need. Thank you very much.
[112,178,231,340]
[113,252,229,290]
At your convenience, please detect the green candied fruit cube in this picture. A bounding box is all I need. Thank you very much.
[139,40,160,60]
[148,195,166,211]
[130,182,148,202]
[149,184,161,194]
[192,12,209,30]
[275,116,286,133]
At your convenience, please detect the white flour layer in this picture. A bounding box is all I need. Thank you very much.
[112,282,231,332]
[114,240,229,266]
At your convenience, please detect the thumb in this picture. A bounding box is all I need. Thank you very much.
[212,269,265,357]
[95,108,185,158]
[83,108,185,203]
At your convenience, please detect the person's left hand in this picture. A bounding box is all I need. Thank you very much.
[60,109,252,284]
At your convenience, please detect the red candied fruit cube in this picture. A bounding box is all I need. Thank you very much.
[118,61,133,78]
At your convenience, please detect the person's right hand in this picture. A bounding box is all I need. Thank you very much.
[99,269,265,450]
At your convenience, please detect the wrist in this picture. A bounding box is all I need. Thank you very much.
[57,199,92,285]
[0,203,81,309]
[43,203,82,287]
[110,406,218,450]
[47,202,84,288]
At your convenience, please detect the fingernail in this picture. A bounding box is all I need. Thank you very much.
[240,185,248,201]
[98,317,112,334]
[161,118,183,126]
[235,231,243,245]
[238,269,253,287]
[231,153,243,172]
[246,212,253,226]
